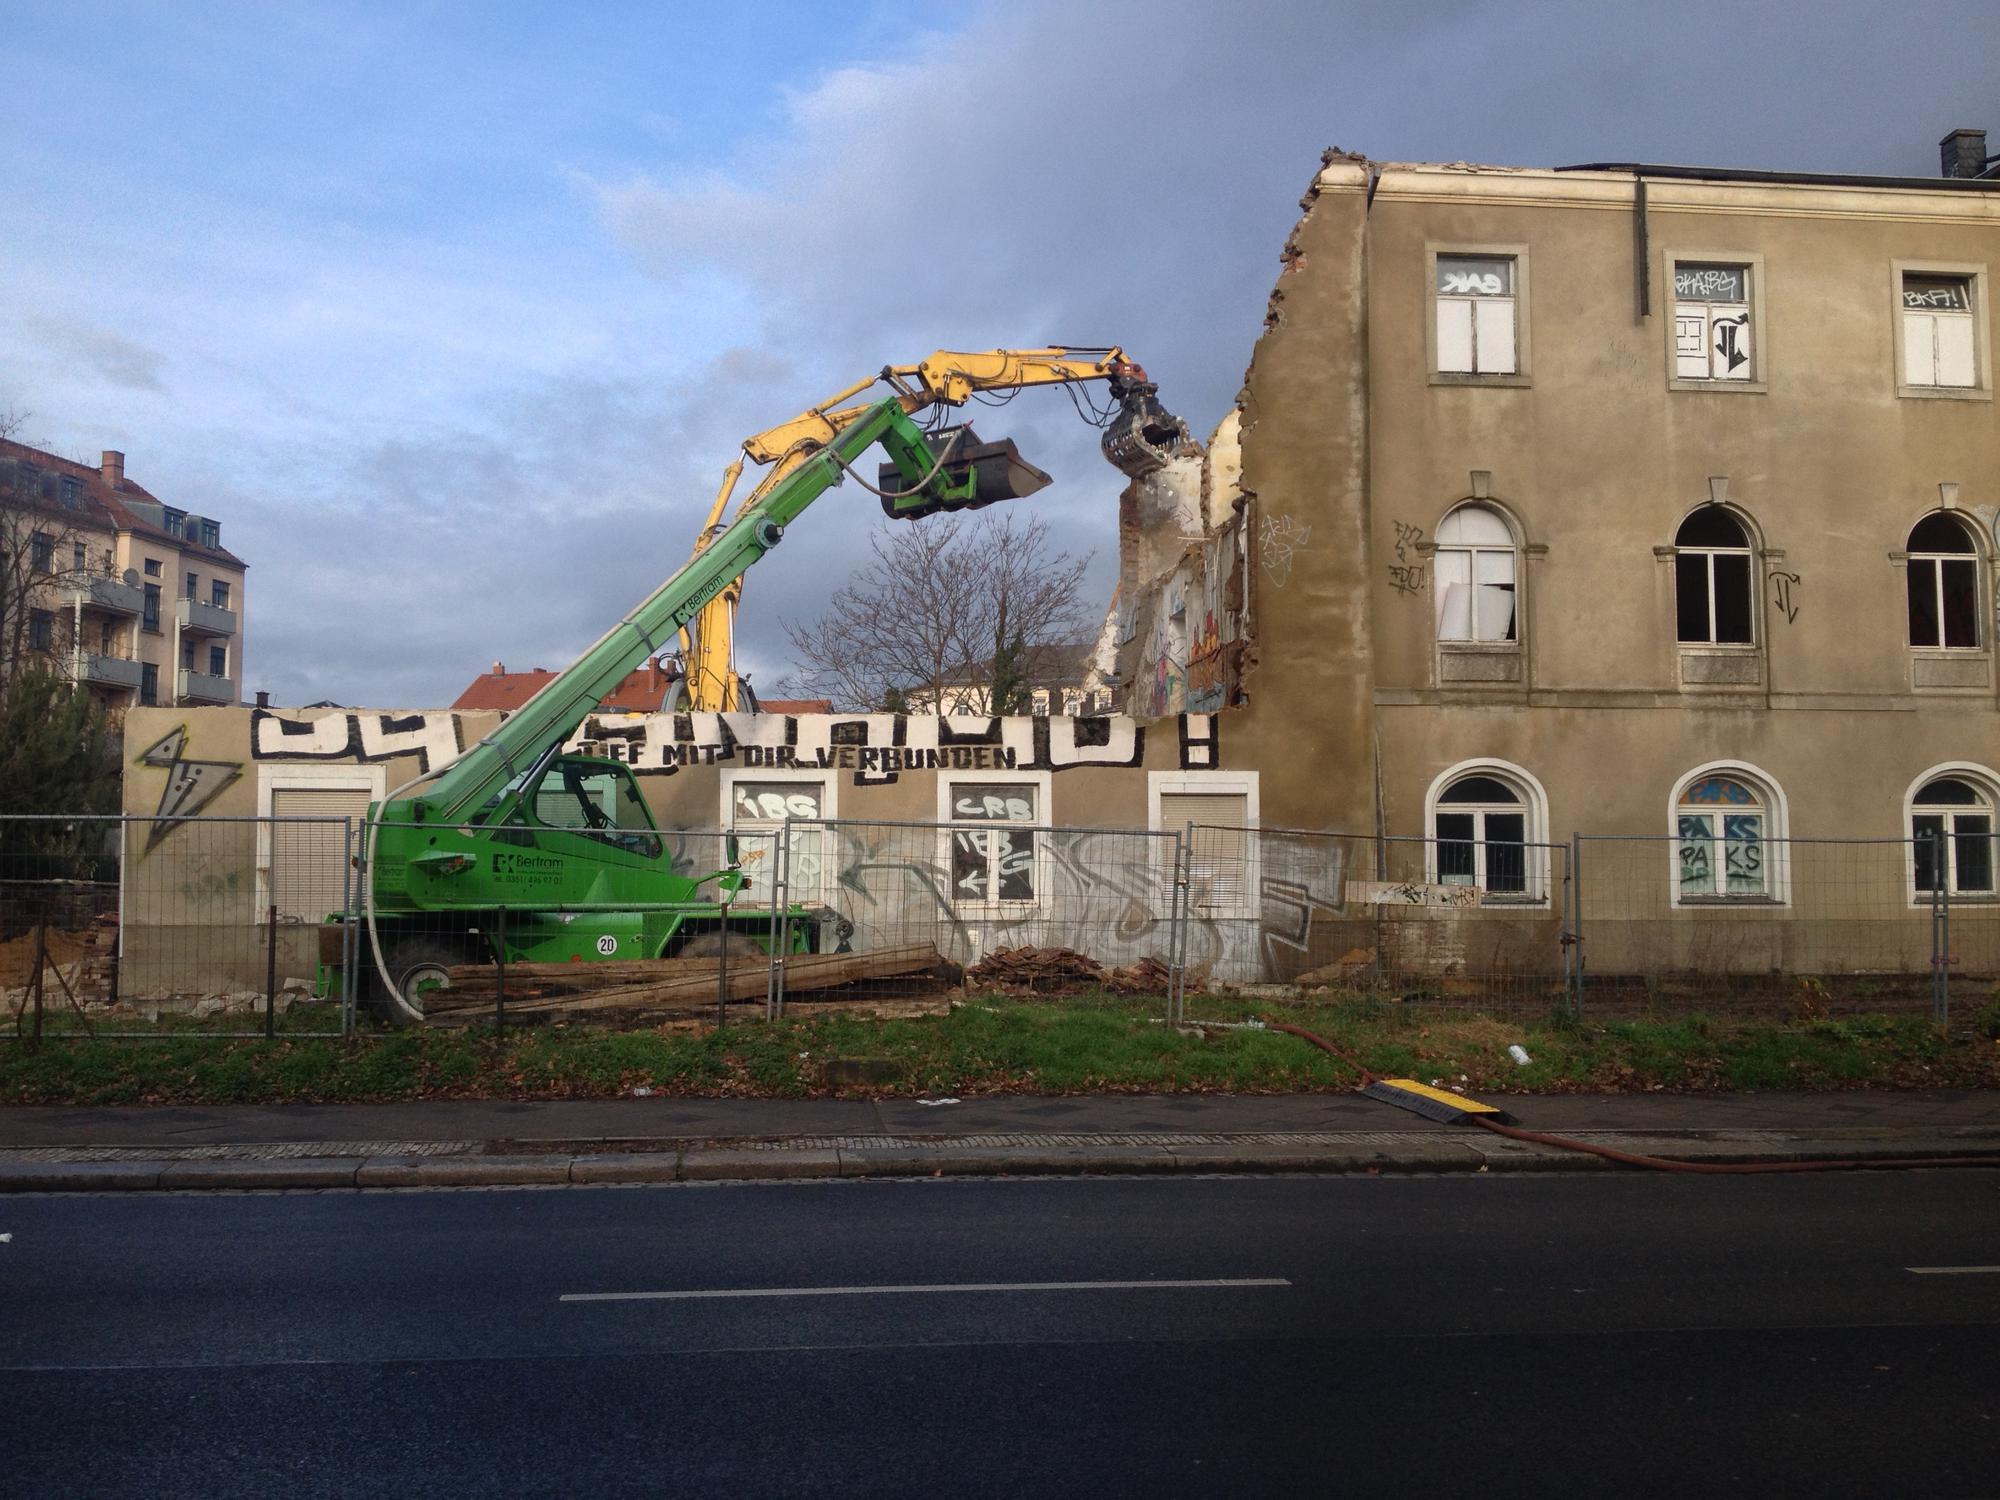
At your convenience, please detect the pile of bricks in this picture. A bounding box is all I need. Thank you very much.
[76,913,119,1007]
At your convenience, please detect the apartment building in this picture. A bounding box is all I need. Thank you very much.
[0,441,247,710]
[1213,127,2000,902]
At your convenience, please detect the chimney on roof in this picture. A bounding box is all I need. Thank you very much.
[492,661,504,674]
[100,450,124,488]
[1940,127,1988,179]
[255,690,270,709]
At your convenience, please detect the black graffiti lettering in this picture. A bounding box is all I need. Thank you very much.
[1387,564,1425,596]
[1769,570,1800,623]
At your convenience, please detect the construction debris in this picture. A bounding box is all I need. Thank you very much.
[962,946,1172,997]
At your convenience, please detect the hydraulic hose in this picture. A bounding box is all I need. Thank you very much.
[1261,1018,2000,1176]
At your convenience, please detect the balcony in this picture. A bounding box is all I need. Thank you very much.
[66,652,145,692]
[63,574,144,616]
[176,597,236,637]
[177,668,236,704]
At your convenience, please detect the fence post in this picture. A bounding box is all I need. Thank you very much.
[30,919,45,1044]
[341,819,356,1036]
[265,903,278,1040]
[1930,829,1950,1025]
[1567,832,1584,1019]
[769,819,791,1022]
[494,904,507,1039]
[1170,827,1192,1025]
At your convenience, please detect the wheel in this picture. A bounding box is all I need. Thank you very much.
[674,929,764,959]
[364,934,469,1024]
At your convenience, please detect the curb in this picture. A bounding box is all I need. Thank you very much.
[2,1130,1996,1191]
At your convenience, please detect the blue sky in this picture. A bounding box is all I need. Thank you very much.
[3,0,1996,707]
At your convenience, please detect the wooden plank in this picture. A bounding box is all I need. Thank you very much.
[485,944,942,1018]
[442,957,728,990]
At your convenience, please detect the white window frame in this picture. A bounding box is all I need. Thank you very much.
[938,769,1052,912]
[1667,761,1791,909]
[1902,762,2000,904]
[1892,260,1990,401]
[255,763,386,919]
[720,768,836,907]
[1149,770,1260,919]
[1426,243,1531,386]
[1664,251,1766,393]
[1904,512,1985,652]
[1671,507,1759,648]
[1422,760,1552,905]
[1432,502,1521,646]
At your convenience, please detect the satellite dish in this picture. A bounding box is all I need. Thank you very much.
[122,569,139,586]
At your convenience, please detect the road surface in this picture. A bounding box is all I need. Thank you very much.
[3,1171,1997,1496]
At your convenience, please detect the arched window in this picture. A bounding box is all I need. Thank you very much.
[1427,763,1550,900]
[1434,504,1517,642]
[1911,776,1995,894]
[1675,771,1772,899]
[1674,510,1754,645]
[1907,514,1982,650]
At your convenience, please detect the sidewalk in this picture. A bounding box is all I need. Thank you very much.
[2,1089,1996,1190]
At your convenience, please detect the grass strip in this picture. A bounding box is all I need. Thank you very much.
[1,995,1996,1107]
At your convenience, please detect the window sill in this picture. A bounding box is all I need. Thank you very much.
[1428,371,1531,389]
[1667,377,1767,395]
[1897,383,1991,403]
[1673,895,1787,908]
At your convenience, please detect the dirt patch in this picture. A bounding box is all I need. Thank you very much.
[0,928,88,986]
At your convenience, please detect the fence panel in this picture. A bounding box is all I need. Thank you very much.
[1176,827,1571,1019]
[771,817,1184,1016]
[0,813,351,1039]
[1575,836,1948,1015]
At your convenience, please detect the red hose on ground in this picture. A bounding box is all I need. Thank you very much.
[1260,1018,2000,1175]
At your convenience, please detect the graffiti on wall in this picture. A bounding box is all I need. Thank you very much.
[135,725,244,852]
[1259,513,1309,585]
[573,711,1220,782]
[1769,570,1800,624]
[1124,516,1249,717]
[250,710,466,772]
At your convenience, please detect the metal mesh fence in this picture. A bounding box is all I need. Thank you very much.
[768,817,1185,1018]
[1575,836,1958,1017]
[1177,827,1572,1019]
[0,814,352,1039]
[6,812,1982,1038]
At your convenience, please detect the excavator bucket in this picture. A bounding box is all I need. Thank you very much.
[878,426,1052,521]
[1101,372,1192,480]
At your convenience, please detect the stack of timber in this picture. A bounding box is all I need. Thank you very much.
[427,943,946,1023]
[963,946,1174,997]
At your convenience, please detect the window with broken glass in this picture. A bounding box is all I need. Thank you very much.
[1674,510,1755,645]
[1433,774,1530,897]
[1912,777,1995,897]
[1673,262,1755,382]
[1433,504,1517,643]
[1906,513,1982,650]
[1901,274,1977,389]
[1434,255,1517,375]
[728,778,830,905]
[1676,775,1769,899]
[947,781,1040,905]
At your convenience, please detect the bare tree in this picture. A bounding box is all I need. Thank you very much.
[780,511,1092,712]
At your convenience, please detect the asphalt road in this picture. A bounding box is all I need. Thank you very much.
[3,1172,1997,1498]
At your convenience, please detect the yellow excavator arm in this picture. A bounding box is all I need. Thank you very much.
[673,347,1185,713]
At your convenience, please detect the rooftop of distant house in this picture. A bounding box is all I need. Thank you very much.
[0,440,246,569]
[451,659,830,715]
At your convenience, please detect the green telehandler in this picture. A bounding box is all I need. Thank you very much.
[338,348,1187,1021]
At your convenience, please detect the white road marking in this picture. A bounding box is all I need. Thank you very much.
[561,1277,1291,1303]
[1906,1265,2000,1275]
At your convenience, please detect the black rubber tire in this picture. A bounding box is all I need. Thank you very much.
[673,929,764,959]
[363,934,469,1025]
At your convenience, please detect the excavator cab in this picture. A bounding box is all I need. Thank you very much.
[513,754,662,859]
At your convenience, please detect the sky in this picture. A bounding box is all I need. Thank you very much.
[3,0,1996,708]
